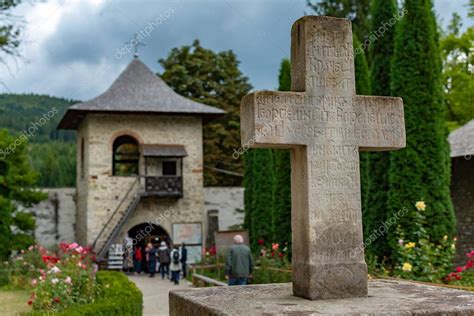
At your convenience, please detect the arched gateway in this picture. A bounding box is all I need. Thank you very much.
[128,223,171,248]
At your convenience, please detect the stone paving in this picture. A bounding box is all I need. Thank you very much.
[128,274,192,316]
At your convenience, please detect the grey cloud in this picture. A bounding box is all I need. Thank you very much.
[2,0,471,100]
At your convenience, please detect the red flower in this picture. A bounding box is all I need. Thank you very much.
[258,239,264,246]
[270,251,275,257]
[465,260,473,269]
[209,246,217,256]
[27,300,33,305]
[456,266,463,273]
[278,252,284,258]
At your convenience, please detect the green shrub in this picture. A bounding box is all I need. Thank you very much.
[250,268,292,285]
[23,272,142,316]
[57,271,142,316]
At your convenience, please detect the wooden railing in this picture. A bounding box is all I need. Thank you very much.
[143,176,183,198]
[189,263,293,287]
[192,274,227,287]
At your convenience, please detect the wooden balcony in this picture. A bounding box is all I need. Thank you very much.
[143,176,183,198]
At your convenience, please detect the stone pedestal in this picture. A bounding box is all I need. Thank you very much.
[169,279,474,315]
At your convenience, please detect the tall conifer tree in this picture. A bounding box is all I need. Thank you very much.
[362,0,398,259]
[388,0,455,251]
[248,148,275,250]
[273,59,292,248]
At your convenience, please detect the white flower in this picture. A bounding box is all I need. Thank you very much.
[415,201,426,211]
[50,266,61,274]
[64,276,72,285]
[51,278,59,284]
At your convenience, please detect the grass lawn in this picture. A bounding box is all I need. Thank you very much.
[0,289,31,316]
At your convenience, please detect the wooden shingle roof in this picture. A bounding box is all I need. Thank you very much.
[58,58,225,129]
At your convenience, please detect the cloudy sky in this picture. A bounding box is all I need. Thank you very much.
[1,0,471,101]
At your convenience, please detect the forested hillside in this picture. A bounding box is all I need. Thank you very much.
[0,94,77,187]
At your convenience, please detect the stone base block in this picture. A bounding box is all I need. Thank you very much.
[169,279,474,315]
[292,261,368,300]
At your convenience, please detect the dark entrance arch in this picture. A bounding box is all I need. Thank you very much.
[128,223,171,248]
[128,223,171,274]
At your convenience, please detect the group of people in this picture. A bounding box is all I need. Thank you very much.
[124,241,188,285]
[123,234,254,287]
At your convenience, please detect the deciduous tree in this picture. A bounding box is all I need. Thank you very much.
[159,40,252,186]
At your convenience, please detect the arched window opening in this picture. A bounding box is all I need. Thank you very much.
[113,135,139,176]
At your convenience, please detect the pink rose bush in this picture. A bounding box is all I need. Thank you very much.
[9,242,97,312]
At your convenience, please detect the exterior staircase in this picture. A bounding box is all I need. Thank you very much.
[93,178,141,261]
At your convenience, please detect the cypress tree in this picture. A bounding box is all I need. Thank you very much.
[362,0,398,259]
[352,35,372,259]
[249,148,275,250]
[388,0,455,251]
[243,149,254,240]
[353,36,371,95]
[273,59,292,248]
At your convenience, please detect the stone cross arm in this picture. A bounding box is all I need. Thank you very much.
[241,91,405,151]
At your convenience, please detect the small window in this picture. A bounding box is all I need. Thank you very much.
[113,135,139,176]
[162,161,177,176]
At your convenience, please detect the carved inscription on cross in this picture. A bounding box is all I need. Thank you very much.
[241,16,405,300]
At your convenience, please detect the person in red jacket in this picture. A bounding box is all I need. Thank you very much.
[133,246,143,274]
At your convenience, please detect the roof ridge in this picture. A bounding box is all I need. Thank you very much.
[58,58,224,130]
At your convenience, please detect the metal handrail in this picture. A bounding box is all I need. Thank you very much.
[92,177,140,250]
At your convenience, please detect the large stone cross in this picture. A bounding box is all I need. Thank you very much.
[241,16,406,300]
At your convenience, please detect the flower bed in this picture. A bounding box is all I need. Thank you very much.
[445,250,474,288]
[25,271,143,315]
[1,242,143,315]
[390,201,456,282]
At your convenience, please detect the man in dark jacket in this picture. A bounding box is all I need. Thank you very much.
[157,241,170,279]
[180,243,188,278]
[148,243,157,278]
[225,234,253,286]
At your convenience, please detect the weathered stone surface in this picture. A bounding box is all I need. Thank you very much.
[169,280,474,316]
[21,188,76,248]
[240,16,405,300]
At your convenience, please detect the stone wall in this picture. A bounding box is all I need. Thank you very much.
[26,186,245,248]
[451,157,474,265]
[204,187,244,231]
[23,188,76,248]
